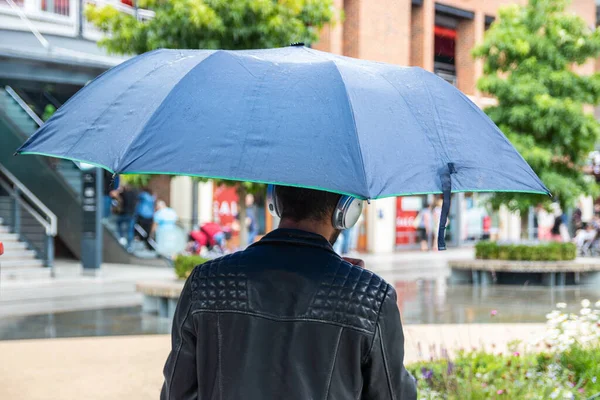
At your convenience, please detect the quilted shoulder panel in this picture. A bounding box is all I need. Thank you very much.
[190,253,249,311]
[306,262,389,333]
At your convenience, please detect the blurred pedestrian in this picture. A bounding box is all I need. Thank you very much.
[550,204,570,242]
[102,170,117,219]
[153,200,186,257]
[413,203,432,251]
[432,198,445,250]
[246,194,259,245]
[571,201,583,237]
[111,183,137,247]
[135,187,156,249]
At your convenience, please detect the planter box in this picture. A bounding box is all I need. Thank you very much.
[449,259,600,286]
[136,280,185,318]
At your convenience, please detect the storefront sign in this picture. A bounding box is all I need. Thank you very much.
[396,197,419,245]
[213,185,238,228]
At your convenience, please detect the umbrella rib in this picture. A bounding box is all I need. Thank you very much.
[455,90,550,194]
[330,62,370,199]
[60,49,172,164]
[115,51,221,172]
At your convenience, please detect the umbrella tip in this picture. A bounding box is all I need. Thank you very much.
[290,42,305,47]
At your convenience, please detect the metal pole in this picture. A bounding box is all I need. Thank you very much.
[191,180,199,228]
[528,206,534,240]
[46,233,55,277]
[456,193,465,246]
[13,188,20,238]
[95,167,103,267]
[78,0,83,37]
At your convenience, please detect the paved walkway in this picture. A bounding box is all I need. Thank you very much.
[0,322,546,400]
[0,249,473,318]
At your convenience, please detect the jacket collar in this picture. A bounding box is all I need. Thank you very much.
[252,228,336,254]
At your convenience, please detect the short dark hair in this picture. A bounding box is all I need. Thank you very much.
[276,186,341,222]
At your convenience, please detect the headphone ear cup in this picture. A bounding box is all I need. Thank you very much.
[267,185,282,218]
[333,196,363,230]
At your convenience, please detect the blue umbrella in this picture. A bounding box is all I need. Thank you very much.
[17,45,549,249]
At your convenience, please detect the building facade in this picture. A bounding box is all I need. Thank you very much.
[1,0,598,257]
[310,0,598,252]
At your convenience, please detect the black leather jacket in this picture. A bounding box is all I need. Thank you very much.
[161,229,416,400]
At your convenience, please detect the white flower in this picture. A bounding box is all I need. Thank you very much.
[581,308,592,316]
[595,301,600,308]
[581,299,591,308]
[550,389,560,399]
[593,377,597,383]
[557,303,567,309]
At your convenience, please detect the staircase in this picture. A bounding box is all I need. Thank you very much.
[0,86,164,266]
[0,220,47,279]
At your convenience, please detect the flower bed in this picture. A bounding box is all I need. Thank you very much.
[408,300,600,399]
[475,241,577,261]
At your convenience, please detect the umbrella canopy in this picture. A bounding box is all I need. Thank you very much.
[17,45,549,249]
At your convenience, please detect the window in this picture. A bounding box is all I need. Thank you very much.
[434,25,457,85]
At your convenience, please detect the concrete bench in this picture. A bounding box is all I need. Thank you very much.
[449,259,600,286]
[136,280,184,318]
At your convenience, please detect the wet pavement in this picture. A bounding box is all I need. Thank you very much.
[1,281,598,340]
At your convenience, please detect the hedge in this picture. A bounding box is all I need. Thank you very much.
[475,241,577,261]
[174,255,210,279]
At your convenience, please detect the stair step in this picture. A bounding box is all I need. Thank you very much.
[0,259,44,269]
[1,267,51,280]
[0,241,28,250]
[0,233,21,242]
[0,250,37,260]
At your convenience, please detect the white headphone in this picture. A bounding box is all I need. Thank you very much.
[267,184,363,230]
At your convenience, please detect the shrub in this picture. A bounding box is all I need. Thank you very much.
[408,300,600,399]
[174,255,209,279]
[408,350,585,399]
[475,241,498,259]
[475,242,577,261]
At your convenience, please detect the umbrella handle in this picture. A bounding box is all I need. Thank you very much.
[438,163,456,251]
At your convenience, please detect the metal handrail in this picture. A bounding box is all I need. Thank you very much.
[4,0,51,50]
[5,86,44,127]
[0,179,55,235]
[5,86,83,175]
[0,165,57,236]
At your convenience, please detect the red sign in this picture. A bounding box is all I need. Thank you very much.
[396,198,418,245]
[213,185,238,228]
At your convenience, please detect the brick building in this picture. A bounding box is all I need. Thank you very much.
[307,0,599,252]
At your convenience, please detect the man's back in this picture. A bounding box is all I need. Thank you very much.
[161,229,416,399]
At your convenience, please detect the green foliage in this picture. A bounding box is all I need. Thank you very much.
[473,0,600,212]
[120,174,152,188]
[408,349,597,399]
[42,104,56,122]
[475,241,576,261]
[537,347,600,396]
[86,0,336,54]
[174,254,209,279]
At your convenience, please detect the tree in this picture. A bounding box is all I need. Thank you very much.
[86,0,335,54]
[473,0,600,217]
[87,0,336,246]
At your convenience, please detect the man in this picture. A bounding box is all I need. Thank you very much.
[161,186,416,399]
[134,187,156,249]
[111,183,137,247]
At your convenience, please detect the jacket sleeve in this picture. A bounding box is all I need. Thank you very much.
[361,285,417,400]
[161,269,198,400]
